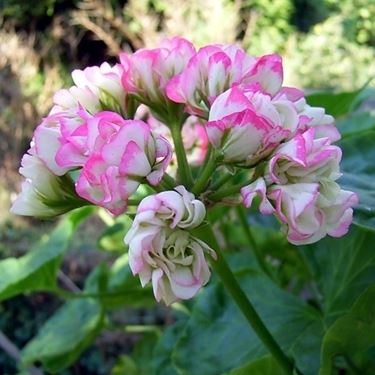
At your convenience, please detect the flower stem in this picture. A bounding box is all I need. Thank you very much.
[208,179,254,201]
[192,150,219,195]
[170,124,194,189]
[162,173,177,189]
[235,206,274,279]
[193,224,296,375]
[210,171,235,191]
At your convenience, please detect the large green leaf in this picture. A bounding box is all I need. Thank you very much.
[319,285,375,375]
[0,207,94,300]
[337,111,375,138]
[172,254,322,375]
[151,321,185,375]
[299,226,375,324]
[21,298,104,372]
[339,130,375,231]
[21,265,104,373]
[229,356,284,375]
[306,86,373,118]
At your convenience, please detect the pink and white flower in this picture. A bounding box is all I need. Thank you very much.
[241,128,358,244]
[166,45,283,117]
[33,109,89,176]
[124,186,214,305]
[205,85,298,165]
[75,114,172,215]
[54,62,129,116]
[10,146,80,217]
[274,87,340,142]
[120,37,195,104]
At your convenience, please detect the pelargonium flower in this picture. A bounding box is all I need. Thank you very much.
[205,85,298,166]
[10,146,82,217]
[33,108,89,176]
[54,62,131,116]
[120,37,195,104]
[166,45,283,117]
[274,87,340,142]
[124,186,214,304]
[76,114,172,215]
[241,129,358,244]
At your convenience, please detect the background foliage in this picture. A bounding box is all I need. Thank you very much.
[0,0,375,374]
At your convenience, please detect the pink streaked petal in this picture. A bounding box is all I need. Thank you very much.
[119,141,151,177]
[55,142,87,168]
[312,125,341,142]
[240,177,274,214]
[328,208,354,237]
[275,87,305,102]
[166,74,185,103]
[170,267,201,300]
[75,171,104,204]
[269,183,320,227]
[82,154,107,183]
[246,54,283,96]
[209,86,251,121]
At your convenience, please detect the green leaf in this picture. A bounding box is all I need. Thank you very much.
[229,356,284,375]
[21,263,104,373]
[306,86,372,118]
[172,254,321,375]
[97,215,132,252]
[337,111,375,138]
[299,226,375,324]
[152,321,185,375]
[0,207,94,300]
[319,284,375,375]
[290,321,325,375]
[85,254,155,309]
[21,298,104,373]
[339,130,375,231]
[111,355,141,375]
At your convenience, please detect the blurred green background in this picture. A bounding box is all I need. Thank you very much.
[0,0,374,373]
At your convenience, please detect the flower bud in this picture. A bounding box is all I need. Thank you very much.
[54,62,130,116]
[120,37,195,105]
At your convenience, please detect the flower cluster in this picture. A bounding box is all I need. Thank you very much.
[11,37,357,304]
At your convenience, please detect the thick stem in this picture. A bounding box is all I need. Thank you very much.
[192,151,219,195]
[170,125,194,189]
[235,206,273,279]
[193,224,296,375]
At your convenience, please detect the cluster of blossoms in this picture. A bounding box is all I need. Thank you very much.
[11,37,357,304]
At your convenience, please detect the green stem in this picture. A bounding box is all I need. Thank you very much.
[193,224,296,375]
[210,171,235,191]
[192,151,219,195]
[170,124,194,188]
[162,173,177,189]
[128,197,146,206]
[236,206,273,279]
[208,179,254,201]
